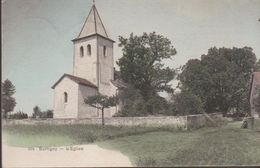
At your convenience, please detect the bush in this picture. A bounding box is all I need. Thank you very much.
[173,90,204,115]
[114,86,177,117]
[8,111,28,119]
[32,106,53,119]
[114,87,147,117]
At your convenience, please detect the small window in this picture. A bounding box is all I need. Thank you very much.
[87,44,91,56]
[103,46,107,57]
[80,46,84,57]
[64,92,68,103]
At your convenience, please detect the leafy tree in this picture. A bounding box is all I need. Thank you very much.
[1,79,16,118]
[115,86,146,116]
[117,32,177,114]
[173,91,204,115]
[255,59,260,71]
[9,111,28,119]
[85,94,118,126]
[45,110,54,118]
[179,47,256,115]
[32,107,53,119]
[32,106,41,118]
[115,85,172,116]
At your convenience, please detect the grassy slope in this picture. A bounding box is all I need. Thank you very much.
[3,120,260,166]
[2,124,176,147]
[98,120,260,166]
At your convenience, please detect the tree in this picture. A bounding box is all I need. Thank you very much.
[173,91,204,115]
[32,106,41,118]
[179,47,257,115]
[1,79,16,118]
[117,32,177,114]
[85,94,118,126]
[255,59,260,71]
[45,110,54,118]
[9,111,28,119]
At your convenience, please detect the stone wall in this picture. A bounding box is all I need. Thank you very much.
[186,113,224,129]
[2,113,224,130]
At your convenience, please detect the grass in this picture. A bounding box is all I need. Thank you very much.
[2,119,260,166]
[97,119,260,166]
[2,124,178,147]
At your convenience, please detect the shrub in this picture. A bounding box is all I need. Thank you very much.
[173,90,204,115]
[114,86,176,117]
[8,111,28,119]
[32,106,53,119]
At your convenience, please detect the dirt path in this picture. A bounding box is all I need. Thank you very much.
[2,144,133,167]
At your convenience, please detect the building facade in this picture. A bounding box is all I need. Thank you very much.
[52,4,118,118]
[250,72,260,118]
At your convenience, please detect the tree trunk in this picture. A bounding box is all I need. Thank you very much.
[101,108,104,126]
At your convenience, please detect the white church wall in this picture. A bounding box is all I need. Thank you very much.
[97,37,118,116]
[77,85,99,118]
[73,36,98,86]
[53,77,79,118]
[97,37,115,96]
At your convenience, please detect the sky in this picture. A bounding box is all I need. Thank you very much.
[2,0,260,115]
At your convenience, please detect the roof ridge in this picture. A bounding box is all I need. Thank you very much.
[77,4,109,39]
[52,74,97,89]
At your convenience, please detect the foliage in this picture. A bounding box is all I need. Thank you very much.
[32,106,41,118]
[254,59,260,71]
[39,110,54,118]
[85,93,118,125]
[99,121,260,166]
[8,111,28,119]
[31,106,53,118]
[1,79,17,118]
[178,47,256,115]
[117,32,176,114]
[115,86,176,117]
[173,91,204,115]
[2,124,177,147]
[114,86,146,116]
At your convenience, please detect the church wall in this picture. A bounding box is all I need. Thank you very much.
[250,79,260,118]
[53,77,79,118]
[97,37,117,116]
[77,85,99,118]
[97,37,115,96]
[73,36,98,86]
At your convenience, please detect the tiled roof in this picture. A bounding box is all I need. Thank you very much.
[73,4,113,42]
[51,74,97,89]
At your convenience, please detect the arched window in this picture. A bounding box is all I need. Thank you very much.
[103,46,107,57]
[80,46,84,57]
[87,44,91,56]
[64,92,68,103]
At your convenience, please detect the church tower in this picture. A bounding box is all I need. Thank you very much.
[52,3,118,119]
[72,4,115,96]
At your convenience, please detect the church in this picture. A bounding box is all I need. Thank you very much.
[51,3,121,118]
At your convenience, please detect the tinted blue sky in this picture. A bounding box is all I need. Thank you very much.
[2,0,260,114]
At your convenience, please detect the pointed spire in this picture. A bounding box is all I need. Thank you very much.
[77,3,108,39]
